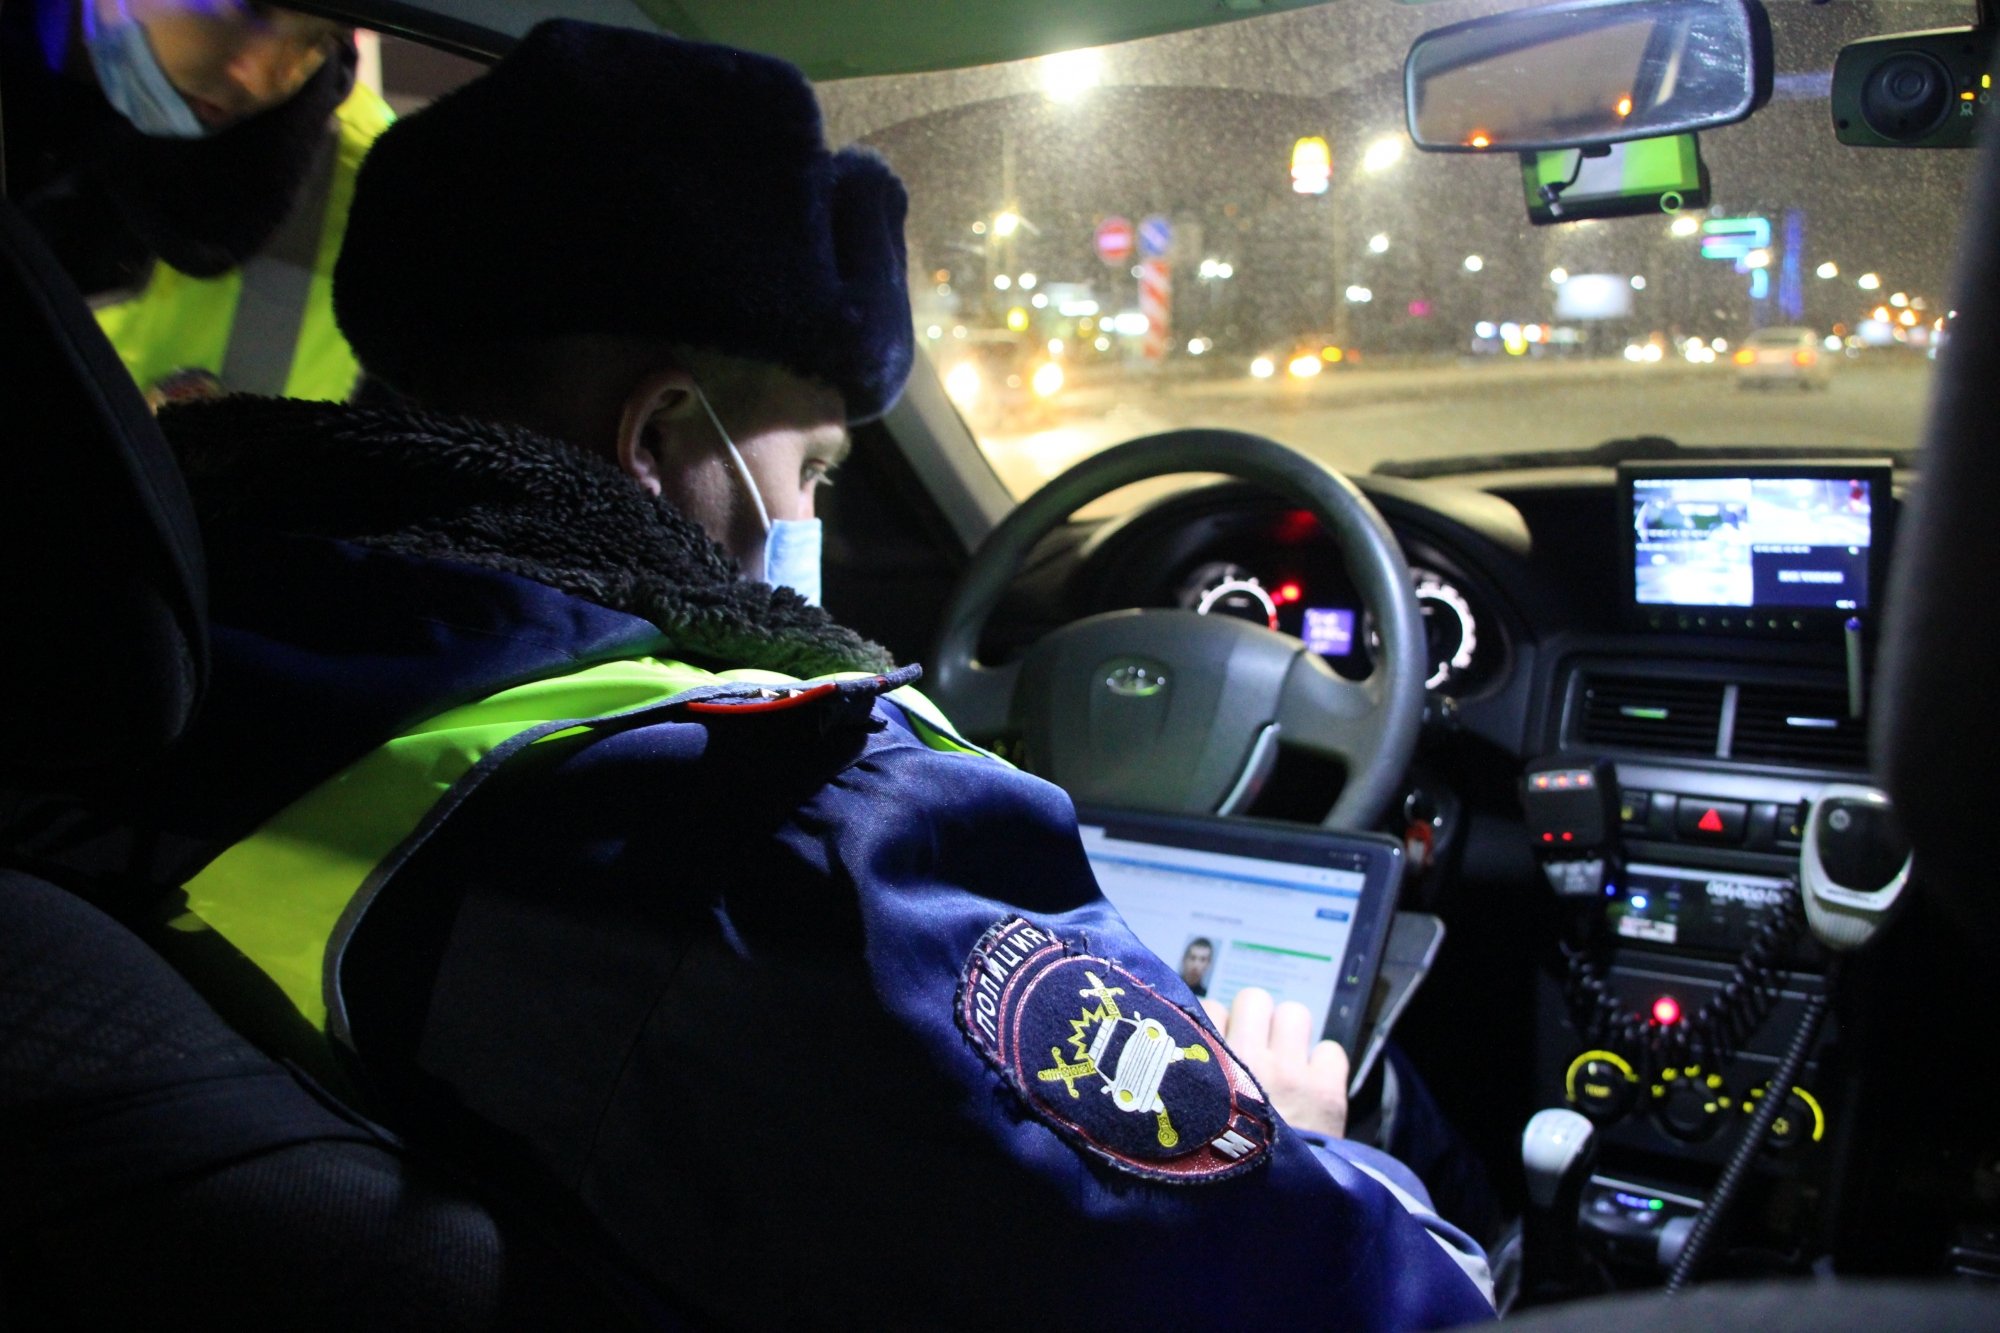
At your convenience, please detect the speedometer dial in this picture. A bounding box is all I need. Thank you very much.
[1367,566,1480,691]
[1413,568,1477,690]
[1182,561,1279,630]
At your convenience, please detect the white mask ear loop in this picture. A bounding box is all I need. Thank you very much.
[692,385,771,534]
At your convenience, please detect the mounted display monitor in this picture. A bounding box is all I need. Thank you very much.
[1621,462,1893,635]
[1521,133,1709,225]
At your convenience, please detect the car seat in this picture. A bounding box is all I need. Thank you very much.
[0,195,647,1330]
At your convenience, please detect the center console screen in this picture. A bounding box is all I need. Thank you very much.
[1622,463,1891,632]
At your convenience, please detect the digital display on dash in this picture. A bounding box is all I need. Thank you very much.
[1303,606,1356,655]
[1632,476,1873,611]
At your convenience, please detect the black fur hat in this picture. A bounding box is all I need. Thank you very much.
[333,20,912,422]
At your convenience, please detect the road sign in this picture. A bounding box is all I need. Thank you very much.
[1095,216,1134,265]
[1139,215,1173,258]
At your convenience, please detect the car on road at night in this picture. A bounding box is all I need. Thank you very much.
[938,328,1065,430]
[1249,333,1351,382]
[7,0,1997,1327]
[1736,326,1834,390]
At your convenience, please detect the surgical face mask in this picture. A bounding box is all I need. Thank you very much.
[82,1,210,138]
[693,386,824,606]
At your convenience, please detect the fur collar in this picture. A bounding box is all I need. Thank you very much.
[159,395,893,679]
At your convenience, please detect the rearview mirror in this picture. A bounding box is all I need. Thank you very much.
[1405,0,1770,153]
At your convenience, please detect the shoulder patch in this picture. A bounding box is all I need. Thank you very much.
[956,915,1275,1182]
[682,666,922,730]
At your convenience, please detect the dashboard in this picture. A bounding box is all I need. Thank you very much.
[988,455,1910,1283]
[1176,556,1482,693]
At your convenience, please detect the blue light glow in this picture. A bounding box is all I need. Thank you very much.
[1631,894,1650,911]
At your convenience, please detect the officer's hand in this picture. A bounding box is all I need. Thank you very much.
[1201,987,1349,1139]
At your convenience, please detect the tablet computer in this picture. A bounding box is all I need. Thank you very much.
[1076,806,1404,1064]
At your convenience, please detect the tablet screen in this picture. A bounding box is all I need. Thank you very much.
[1077,808,1403,1057]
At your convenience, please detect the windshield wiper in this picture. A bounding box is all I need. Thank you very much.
[1371,437,1916,480]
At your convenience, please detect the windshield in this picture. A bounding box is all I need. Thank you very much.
[816,0,1976,495]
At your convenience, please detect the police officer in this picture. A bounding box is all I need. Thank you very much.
[1,0,390,402]
[42,20,1492,1328]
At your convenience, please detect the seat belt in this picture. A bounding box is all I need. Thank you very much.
[218,121,339,394]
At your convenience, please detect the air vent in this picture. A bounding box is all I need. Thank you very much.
[1731,682,1868,770]
[1575,673,1725,755]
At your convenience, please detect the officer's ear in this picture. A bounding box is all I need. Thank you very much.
[613,367,701,497]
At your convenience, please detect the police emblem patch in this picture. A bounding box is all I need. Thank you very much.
[956,915,1275,1182]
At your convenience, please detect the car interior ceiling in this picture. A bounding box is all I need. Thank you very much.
[4,1,2000,1326]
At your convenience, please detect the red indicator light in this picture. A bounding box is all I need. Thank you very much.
[1542,832,1555,842]
[1697,807,1725,834]
[1276,582,1302,604]
[1561,831,1574,842]
[1652,996,1682,1026]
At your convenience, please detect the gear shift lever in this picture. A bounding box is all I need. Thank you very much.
[1521,1108,1597,1300]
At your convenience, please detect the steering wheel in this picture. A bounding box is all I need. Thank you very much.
[927,430,1427,830]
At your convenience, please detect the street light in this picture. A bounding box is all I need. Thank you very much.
[1550,266,1569,284]
[1463,254,1484,273]
[1041,48,1102,102]
[1858,272,1882,290]
[1362,136,1405,174]
[992,211,1022,238]
[1345,285,1374,303]
[1670,215,1700,237]
[1816,261,1839,279]
[1018,272,1037,289]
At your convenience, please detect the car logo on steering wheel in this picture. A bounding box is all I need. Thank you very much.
[1104,660,1169,699]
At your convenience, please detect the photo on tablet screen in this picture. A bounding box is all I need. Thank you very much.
[1076,809,1401,1058]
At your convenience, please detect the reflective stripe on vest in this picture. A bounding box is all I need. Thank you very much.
[92,82,394,402]
[179,658,987,1042]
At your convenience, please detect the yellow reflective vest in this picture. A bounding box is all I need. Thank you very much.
[93,81,393,403]
[176,657,983,1045]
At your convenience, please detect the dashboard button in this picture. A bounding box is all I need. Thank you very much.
[1676,798,1747,844]
[1648,793,1677,836]
[1619,789,1651,831]
[1656,1066,1727,1141]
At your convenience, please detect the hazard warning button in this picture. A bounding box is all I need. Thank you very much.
[1675,798,1747,844]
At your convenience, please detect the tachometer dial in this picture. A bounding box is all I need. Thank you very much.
[1182,561,1279,630]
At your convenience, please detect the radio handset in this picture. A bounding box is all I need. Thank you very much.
[1521,755,1619,900]
[1800,784,1913,951]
